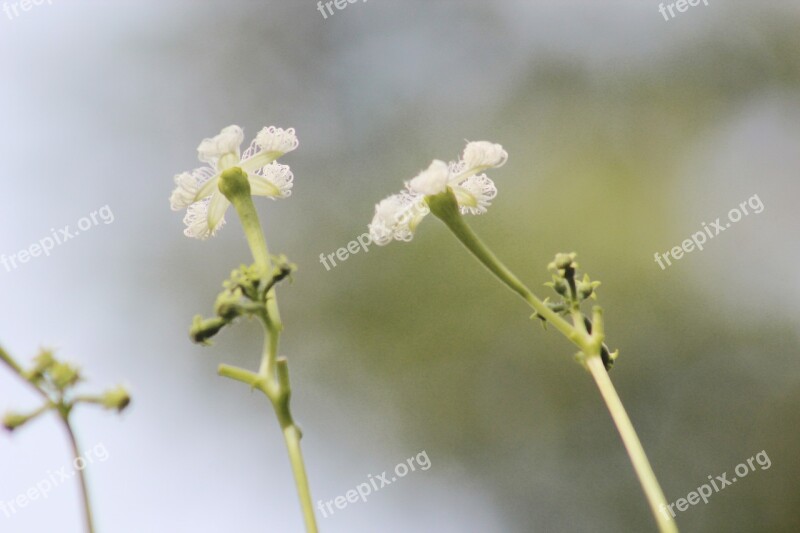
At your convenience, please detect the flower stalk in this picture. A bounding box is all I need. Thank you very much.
[427,190,677,533]
[61,415,95,533]
[208,167,318,533]
[1,346,130,533]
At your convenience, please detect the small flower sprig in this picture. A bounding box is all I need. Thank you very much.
[368,140,678,533]
[170,125,318,532]
[0,345,130,533]
[537,253,618,370]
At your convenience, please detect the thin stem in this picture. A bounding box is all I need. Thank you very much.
[585,355,677,533]
[257,312,275,378]
[218,167,318,532]
[0,346,54,405]
[427,192,577,342]
[218,364,262,387]
[61,416,95,533]
[0,345,24,374]
[230,192,272,271]
[283,426,318,533]
[427,190,676,531]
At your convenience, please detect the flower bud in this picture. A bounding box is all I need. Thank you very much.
[577,274,601,301]
[190,315,228,345]
[577,282,593,300]
[552,252,577,271]
[100,386,131,413]
[215,288,245,321]
[2,412,30,432]
[553,278,568,296]
[24,350,56,382]
[49,362,81,390]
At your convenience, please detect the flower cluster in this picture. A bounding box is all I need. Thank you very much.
[2,349,131,432]
[536,253,616,370]
[170,125,299,239]
[190,255,296,346]
[368,140,507,245]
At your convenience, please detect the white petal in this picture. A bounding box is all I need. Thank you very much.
[170,172,198,211]
[192,166,220,201]
[171,166,219,210]
[255,126,299,156]
[206,191,231,231]
[182,196,227,240]
[248,163,293,199]
[240,138,262,161]
[368,192,429,245]
[452,174,497,215]
[197,125,244,167]
[461,141,508,173]
[183,200,212,240]
[407,160,450,196]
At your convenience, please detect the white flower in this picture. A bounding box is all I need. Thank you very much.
[462,141,508,173]
[256,126,300,155]
[197,125,244,168]
[407,160,449,196]
[369,140,507,245]
[170,125,298,239]
[369,192,430,246]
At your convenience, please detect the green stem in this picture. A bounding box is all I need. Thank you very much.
[259,310,282,378]
[0,346,54,405]
[61,416,95,533]
[228,192,271,272]
[0,345,24,374]
[427,191,577,342]
[218,364,263,387]
[427,189,676,532]
[283,425,317,533]
[584,354,677,533]
[218,167,318,533]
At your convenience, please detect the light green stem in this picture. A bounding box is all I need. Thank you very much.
[0,346,24,374]
[584,354,677,532]
[61,417,95,533]
[283,425,317,532]
[228,196,271,272]
[428,189,677,532]
[427,191,578,343]
[218,168,318,533]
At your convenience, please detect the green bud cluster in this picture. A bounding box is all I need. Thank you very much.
[543,252,601,311]
[189,256,297,345]
[538,253,617,370]
[2,348,131,433]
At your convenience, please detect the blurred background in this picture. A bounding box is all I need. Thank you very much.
[1,1,799,531]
